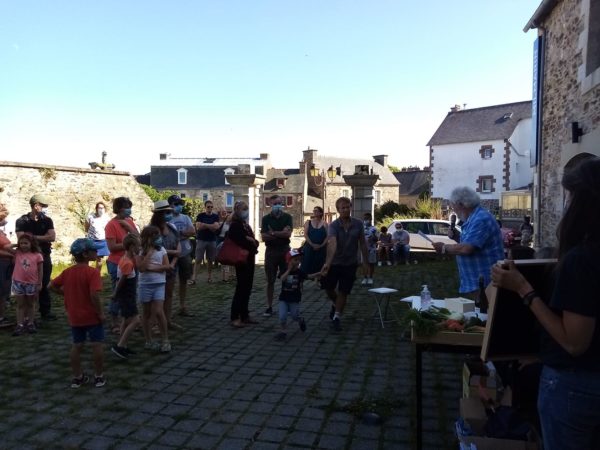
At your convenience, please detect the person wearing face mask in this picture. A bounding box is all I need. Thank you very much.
[432,187,504,299]
[16,194,56,320]
[227,201,259,327]
[150,200,181,330]
[105,196,139,332]
[85,202,111,267]
[167,195,195,315]
[391,222,411,265]
[192,200,221,284]
[261,194,293,317]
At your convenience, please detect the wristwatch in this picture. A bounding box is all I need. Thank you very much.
[521,290,538,307]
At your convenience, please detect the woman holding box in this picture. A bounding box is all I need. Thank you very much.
[491,157,600,450]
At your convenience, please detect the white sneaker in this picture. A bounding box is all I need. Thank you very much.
[367,278,374,285]
[386,261,392,266]
[160,341,172,353]
[377,261,382,267]
[361,278,368,286]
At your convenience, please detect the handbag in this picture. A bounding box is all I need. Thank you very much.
[216,236,249,266]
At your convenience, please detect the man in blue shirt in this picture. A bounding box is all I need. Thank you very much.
[433,187,504,298]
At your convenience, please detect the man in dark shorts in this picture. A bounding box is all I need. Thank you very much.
[15,194,57,320]
[320,197,369,331]
[260,194,293,317]
[167,195,196,315]
[193,200,220,284]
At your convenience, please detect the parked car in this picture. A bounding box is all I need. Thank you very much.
[390,219,461,252]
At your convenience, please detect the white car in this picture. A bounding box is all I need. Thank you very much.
[390,219,461,252]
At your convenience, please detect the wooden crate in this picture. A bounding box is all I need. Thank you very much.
[411,327,484,346]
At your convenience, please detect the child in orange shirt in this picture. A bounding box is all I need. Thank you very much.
[50,238,105,388]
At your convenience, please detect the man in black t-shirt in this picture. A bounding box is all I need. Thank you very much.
[192,200,220,283]
[15,194,57,320]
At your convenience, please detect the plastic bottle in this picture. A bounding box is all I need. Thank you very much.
[420,285,431,310]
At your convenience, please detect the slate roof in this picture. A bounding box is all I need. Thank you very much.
[264,169,304,193]
[312,156,399,185]
[153,156,267,167]
[394,170,430,196]
[151,166,232,190]
[427,101,532,146]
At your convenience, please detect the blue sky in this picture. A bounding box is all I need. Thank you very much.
[0,0,540,174]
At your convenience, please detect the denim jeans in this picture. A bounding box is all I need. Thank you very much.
[393,244,410,264]
[538,365,600,450]
[279,301,300,325]
[106,261,120,317]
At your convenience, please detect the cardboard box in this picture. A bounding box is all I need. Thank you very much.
[462,361,497,401]
[460,397,487,435]
[445,297,476,313]
[411,327,484,346]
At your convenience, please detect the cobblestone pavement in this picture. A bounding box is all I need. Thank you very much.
[0,259,463,449]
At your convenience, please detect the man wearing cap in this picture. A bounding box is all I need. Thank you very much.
[167,195,195,315]
[16,194,56,320]
[261,194,293,317]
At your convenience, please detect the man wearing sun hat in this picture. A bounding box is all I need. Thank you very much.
[16,194,57,320]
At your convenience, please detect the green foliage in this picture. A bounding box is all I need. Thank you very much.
[183,198,204,220]
[138,184,179,203]
[375,200,410,223]
[414,195,443,219]
[67,196,90,233]
[387,164,401,173]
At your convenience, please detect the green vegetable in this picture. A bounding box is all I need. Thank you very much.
[400,306,452,337]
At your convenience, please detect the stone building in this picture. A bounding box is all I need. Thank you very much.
[0,161,153,263]
[525,0,600,247]
[394,168,431,208]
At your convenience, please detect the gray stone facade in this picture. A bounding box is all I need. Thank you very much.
[527,0,600,247]
[0,161,153,262]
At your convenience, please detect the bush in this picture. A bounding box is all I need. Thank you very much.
[375,200,410,223]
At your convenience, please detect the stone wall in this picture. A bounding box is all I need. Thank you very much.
[537,0,600,247]
[0,161,153,263]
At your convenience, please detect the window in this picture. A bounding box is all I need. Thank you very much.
[201,192,209,202]
[286,196,293,207]
[403,221,428,234]
[255,165,264,175]
[225,192,234,208]
[479,145,494,160]
[180,193,186,198]
[342,188,350,198]
[177,168,188,185]
[477,176,495,193]
[374,190,381,205]
[586,0,600,76]
[431,223,450,236]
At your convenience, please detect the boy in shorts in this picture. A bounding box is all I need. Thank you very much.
[50,238,106,388]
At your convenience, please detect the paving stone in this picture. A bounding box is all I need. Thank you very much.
[201,422,230,436]
[266,414,296,429]
[255,427,288,442]
[226,424,260,439]
[318,434,348,449]
[184,433,221,449]
[216,438,249,449]
[286,430,318,446]
[83,436,120,450]
[157,430,192,447]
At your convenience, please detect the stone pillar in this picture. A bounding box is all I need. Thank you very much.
[225,174,266,234]
[343,174,379,220]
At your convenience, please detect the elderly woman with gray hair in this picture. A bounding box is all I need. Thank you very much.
[0,203,14,326]
[432,187,504,298]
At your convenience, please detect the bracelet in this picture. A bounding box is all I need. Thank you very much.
[521,290,538,307]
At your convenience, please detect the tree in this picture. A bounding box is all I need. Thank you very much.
[374,200,410,223]
[387,164,401,173]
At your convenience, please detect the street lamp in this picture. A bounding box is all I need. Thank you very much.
[310,164,338,212]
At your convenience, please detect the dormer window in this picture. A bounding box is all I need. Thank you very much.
[177,168,188,185]
[480,145,494,160]
[224,168,235,185]
[276,178,285,189]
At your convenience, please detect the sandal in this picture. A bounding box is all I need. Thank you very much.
[187,279,196,286]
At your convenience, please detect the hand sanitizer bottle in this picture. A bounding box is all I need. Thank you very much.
[420,285,431,310]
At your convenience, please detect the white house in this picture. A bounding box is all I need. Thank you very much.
[427,101,533,212]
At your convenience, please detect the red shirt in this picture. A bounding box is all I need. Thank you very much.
[105,217,136,265]
[52,264,103,326]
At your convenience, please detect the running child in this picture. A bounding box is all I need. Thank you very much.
[49,238,105,388]
[11,233,43,335]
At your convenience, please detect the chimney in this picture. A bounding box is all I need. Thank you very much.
[301,146,318,173]
[450,104,461,113]
[159,153,170,160]
[259,153,269,160]
[373,155,388,167]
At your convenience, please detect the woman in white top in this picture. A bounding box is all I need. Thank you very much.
[85,202,111,262]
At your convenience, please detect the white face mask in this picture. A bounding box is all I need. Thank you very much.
[97,208,105,216]
[41,207,49,215]
[240,210,249,220]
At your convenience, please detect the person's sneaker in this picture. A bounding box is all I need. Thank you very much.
[329,304,336,320]
[160,341,172,353]
[367,278,374,286]
[94,375,106,388]
[361,278,368,286]
[26,322,37,334]
[274,331,287,342]
[299,318,307,332]
[331,317,342,332]
[377,261,382,267]
[71,374,89,389]
[12,324,25,336]
[386,261,392,266]
[111,344,128,359]
[41,313,57,321]
[123,347,137,356]
[144,341,160,351]
[262,307,273,317]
